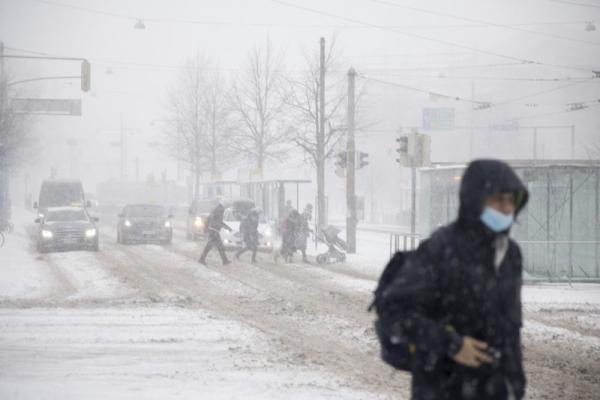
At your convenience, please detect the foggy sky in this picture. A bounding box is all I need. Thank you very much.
[1,0,599,212]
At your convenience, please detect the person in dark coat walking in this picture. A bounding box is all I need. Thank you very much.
[279,209,300,262]
[381,159,529,400]
[199,203,232,266]
[235,208,260,263]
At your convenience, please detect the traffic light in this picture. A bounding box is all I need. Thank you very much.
[395,135,409,164]
[358,151,369,169]
[334,151,347,169]
[81,60,91,92]
[418,134,431,167]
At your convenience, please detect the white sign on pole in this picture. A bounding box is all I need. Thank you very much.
[11,98,82,116]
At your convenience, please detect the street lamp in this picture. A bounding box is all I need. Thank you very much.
[585,21,596,32]
[134,19,146,30]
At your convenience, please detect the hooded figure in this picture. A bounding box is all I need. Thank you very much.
[199,203,232,266]
[235,209,260,263]
[381,159,528,400]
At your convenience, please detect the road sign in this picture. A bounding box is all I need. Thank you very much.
[11,98,82,116]
[81,60,91,92]
[422,107,455,130]
[489,121,519,131]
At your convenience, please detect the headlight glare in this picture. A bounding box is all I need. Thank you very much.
[124,220,131,227]
[85,228,97,238]
[41,230,53,239]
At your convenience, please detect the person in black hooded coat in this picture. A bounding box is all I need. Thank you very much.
[380,159,528,400]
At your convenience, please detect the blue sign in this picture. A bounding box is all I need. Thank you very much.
[423,108,455,131]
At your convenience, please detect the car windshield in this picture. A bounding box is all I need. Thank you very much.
[46,209,88,222]
[223,209,240,222]
[125,205,166,217]
[223,208,267,223]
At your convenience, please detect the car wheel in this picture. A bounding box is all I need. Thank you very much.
[92,240,99,252]
[316,254,327,264]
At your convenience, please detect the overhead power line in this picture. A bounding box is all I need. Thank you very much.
[548,0,600,9]
[28,0,598,29]
[270,0,596,74]
[361,74,598,110]
[370,0,600,47]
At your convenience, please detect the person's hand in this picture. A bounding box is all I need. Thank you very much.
[452,337,493,368]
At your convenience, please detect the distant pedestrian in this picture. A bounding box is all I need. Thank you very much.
[235,208,260,263]
[199,203,232,266]
[379,159,528,400]
[294,204,313,263]
[282,200,294,219]
[280,209,300,262]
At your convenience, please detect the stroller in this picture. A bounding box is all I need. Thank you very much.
[316,225,348,264]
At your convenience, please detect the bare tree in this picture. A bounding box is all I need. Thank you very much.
[230,40,291,176]
[165,54,233,200]
[287,37,347,166]
[584,136,600,160]
[0,76,34,171]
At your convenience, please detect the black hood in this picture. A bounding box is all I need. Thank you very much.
[458,159,529,230]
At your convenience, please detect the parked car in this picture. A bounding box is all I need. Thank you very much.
[117,204,173,245]
[35,206,99,253]
[220,199,274,252]
[186,198,219,241]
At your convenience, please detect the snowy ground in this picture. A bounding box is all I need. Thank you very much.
[0,207,599,399]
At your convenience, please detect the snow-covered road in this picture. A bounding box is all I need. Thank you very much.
[0,207,599,399]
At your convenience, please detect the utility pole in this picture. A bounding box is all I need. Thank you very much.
[469,81,474,160]
[0,42,6,109]
[120,114,127,181]
[346,68,357,254]
[570,125,575,159]
[532,127,538,163]
[410,129,418,249]
[317,37,326,229]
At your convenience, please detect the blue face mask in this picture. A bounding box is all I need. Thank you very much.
[480,207,514,233]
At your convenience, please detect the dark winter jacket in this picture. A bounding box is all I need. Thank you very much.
[240,211,259,245]
[381,159,529,400]
[208,204,232,233]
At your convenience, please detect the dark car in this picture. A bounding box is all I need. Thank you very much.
[186,198,219,240]
[117,204,173,245]
[35,206,99,253]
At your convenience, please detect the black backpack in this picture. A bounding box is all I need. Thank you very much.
[369,251,415,371]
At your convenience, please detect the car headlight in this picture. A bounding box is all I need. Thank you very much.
[41,230,53,239]
[164,221,171,228]
[85,228,97,238]
[194,217,204,228]
[263,228,272,237]
[124,220,131,227]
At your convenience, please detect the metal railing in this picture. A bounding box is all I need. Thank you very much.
[520,240,600,279]
[389,233,421,257]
